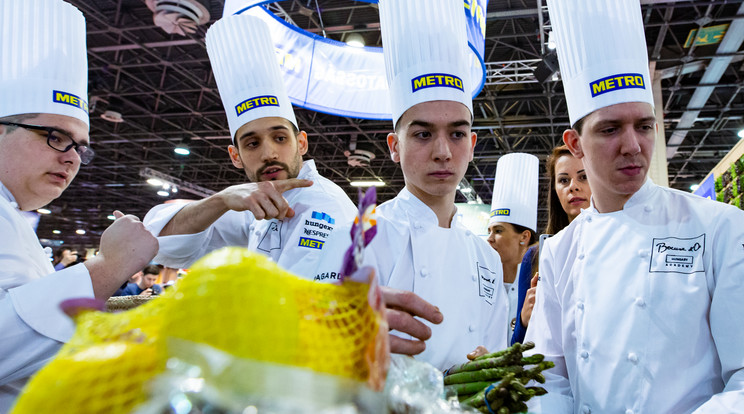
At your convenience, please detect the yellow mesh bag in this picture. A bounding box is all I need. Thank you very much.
[11,247,387,414]
[162,247,385,383]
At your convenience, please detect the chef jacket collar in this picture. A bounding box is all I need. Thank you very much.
[587,178,654,214]
[0,181,18,209]
[397,187,463,228]
[279,159,316,200]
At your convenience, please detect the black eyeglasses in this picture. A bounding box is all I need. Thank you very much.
[0,121,95,165]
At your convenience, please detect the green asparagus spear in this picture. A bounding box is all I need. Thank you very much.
[473,342,534,362]
[444,381,493,396]
[446,352,522,375]
[444,365,524,385]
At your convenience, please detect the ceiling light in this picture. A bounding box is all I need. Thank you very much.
[174,137,192,156]
[100,110,124,123]
[350,180,385,187]
[459,187,473,193]
[37,208,51,214]
[547,30,556,50]
[690,184,700,191]
[147,178,164,186]
[157,190,170,197]
[107,214,116,220]
[738,129,744,139]
[52,230,61,234]
[75,229,86,235]
[345,33,365,48]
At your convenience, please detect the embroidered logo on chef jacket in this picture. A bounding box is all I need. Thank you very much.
[235,95,279,116]
[477,263,499,305]
[311,211,335,224]
[589,73,646,97]
[298,237,324,249]
[53,90,89,113]
[256,220,283,253]
[411,73,464,93]
[301,212,335,240]
[313,271,340,281]
[649,234,706,274]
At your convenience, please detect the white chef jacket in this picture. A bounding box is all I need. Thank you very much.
[505,278,518,338]
[0,183,94,411]
[525,179,744,414]
[361,188,509,371]
[144,160,357,281]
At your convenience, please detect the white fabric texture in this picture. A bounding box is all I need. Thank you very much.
[525,179,744,413]
[0,182,94,411]
[363,188,509,370]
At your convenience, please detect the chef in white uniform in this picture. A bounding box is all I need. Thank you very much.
[486,153,539,339]
[358,0,509,371]
[524,0,744,412]
[0,1,157,409]
[144,14,356,280]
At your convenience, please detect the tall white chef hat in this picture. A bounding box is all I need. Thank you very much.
[489,153,539,232]
[206,13,298,144]
[379,0,472,128]
[548,0,654,127]
[0,0,89,126]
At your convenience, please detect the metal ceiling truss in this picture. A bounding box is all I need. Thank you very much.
[35,0,744,249]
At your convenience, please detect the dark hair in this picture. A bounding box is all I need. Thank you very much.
[232,121,300,150]
[545,144,574,235]
[571,115,586,136]
[143,264,162,276]
[0,113,39,132]
[52,247,72,265]
[510,223,537,246]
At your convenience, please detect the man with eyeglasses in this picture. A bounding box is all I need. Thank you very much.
[0,1,158,409]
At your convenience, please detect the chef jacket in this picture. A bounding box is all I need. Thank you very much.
[361,188,509,371]
[525,179,744,413]
[144,160,357,281]
[505,278,518,339]
[0,182,94,410]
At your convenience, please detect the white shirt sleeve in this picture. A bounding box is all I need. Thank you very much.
[1,264,93,385]
[524,236,574,413]
[144,203,252,269]
[692,208,744,413]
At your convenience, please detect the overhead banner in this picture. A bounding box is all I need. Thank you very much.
[223,0,487,120]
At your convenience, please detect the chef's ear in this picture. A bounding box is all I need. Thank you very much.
[387,132,401,163]
[563,129,584,159]
[228,145,243,169]
[468,131,477,162]
[296,130,309,156]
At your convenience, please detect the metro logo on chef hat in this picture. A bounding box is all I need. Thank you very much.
[379,0,472,128]
[206,13,298,144]
[0,0,89,126]
[547,0,654,127]
[489,153,539,232]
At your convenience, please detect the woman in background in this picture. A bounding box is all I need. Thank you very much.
[511,144,591,344]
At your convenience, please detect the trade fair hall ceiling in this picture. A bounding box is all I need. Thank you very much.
[41,0,744,247]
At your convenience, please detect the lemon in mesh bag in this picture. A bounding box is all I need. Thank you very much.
[11,247,387,414]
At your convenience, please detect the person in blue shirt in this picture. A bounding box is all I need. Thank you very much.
[120,265,162,296]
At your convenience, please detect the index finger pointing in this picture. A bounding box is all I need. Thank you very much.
[274,178,313,193]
